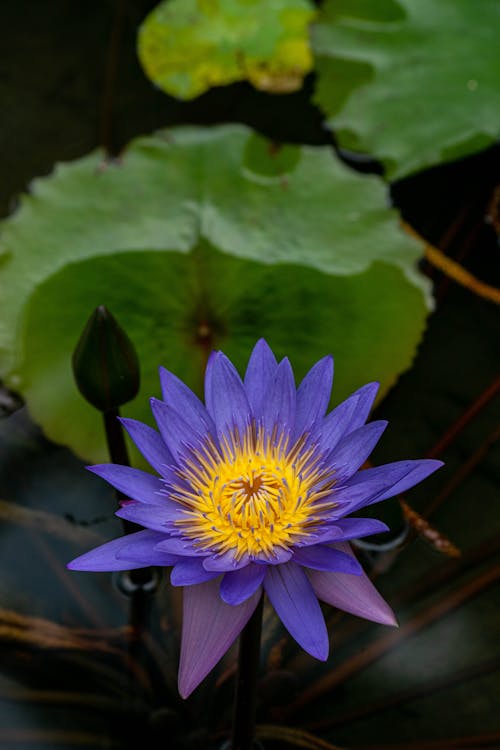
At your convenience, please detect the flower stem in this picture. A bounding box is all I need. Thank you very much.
[103,407,129,465]
[103,408,137,535]
[231,595,264,750]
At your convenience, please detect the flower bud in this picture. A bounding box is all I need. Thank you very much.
[72,306,140,411]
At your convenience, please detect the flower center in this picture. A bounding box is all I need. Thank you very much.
[170,424,337,561]
[239,473,264,497]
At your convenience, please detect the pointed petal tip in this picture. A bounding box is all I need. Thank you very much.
[209,349,223,367]
[264,562,329,661]
[380,608,399,628]
[316,643,329,661]
[179,579,260,699]
[86,462,126,479]
[409,458,444,482]
[428,459,445,471]
[117,415,143,430]
[206,349,219,365]
[309,543,399,627]
[362,381,380,394]
[320,353,334,371]
[178,675,197,700]
[67,558,103,572]
[253,337,273,352]
[367,418,389,439]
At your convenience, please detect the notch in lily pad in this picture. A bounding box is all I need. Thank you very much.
[72,306,140,412]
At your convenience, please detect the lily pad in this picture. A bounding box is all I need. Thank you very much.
[0,125,430,462]
[137,0,316,99]
[312,0,500,179]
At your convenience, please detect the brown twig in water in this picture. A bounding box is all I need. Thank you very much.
[403,222,500,305]
[422,424,500,519]
[307,656,500,732]
[401,375,500,547]
[425,375,500,461]
[284,563,500,713]
[0,499,107,628]
[0,607,125,655]
[400,500,461,557]
[0,686,129,714]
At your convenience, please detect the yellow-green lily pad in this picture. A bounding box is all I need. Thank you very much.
[138,0,316,99]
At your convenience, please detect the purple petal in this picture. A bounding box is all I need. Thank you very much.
[155,536,205,557]
[298,524,343,545]
[345,382,379,433]
[336,461,441,516]
[347,459,444,504]
[87,464,166,504]
[115,530,181,566]
[294,356,333,438]
[253,547,293,565]
[264,561,329,660]
[178,578,261,698]
[331,468,416,523]
[204,352,251,438]
[314,475,397,519]
[329,421,388,481]
[261,358,296,433]
[293,545,362,574]
[116,502,184,532]
[150,398,208,461]
[203,351,218,412]
[119,418,175,477]
[316,518,390,543]
[171,558,220,586]
[203,550,249,572]
[67,531,162,571]
[244,339,278,415]
[317,394,360,453]
[309,542,397,626]
[220,564,266,605]
[159,367,216,436]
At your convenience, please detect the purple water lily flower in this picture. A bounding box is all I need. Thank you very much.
[68,340,442,697]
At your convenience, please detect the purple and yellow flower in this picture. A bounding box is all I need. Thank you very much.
[68,340,442,697]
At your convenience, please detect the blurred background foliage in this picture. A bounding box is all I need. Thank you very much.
[0,0,499,748]
[0,126,428,462]
[313,0,500,179]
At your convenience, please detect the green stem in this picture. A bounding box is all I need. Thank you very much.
[103,408,138,535]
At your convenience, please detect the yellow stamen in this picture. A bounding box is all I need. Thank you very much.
[170,423,337,560]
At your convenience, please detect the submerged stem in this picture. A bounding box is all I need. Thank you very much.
[231,596,264,750]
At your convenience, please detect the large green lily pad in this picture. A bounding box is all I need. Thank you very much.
[312,0,500,180]
[0,125,430,462]
[138,0,316,99]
